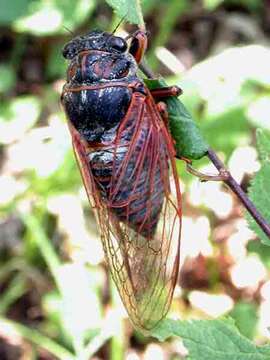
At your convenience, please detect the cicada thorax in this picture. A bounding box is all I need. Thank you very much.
[62,49,135,142]
[62,30,181,331]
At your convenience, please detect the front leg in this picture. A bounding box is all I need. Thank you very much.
[151,85,182,99]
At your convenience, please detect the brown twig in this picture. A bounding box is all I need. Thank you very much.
[207,148,270,238]
[139,63,270,240]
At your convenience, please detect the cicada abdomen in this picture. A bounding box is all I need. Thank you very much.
[61,30,182,331]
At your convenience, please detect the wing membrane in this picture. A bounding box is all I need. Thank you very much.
[69,91,181,331]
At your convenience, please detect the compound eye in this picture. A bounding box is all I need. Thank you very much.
[62,42,77,59]
[109,36,127,52]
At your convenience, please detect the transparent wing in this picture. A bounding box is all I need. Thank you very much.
[69,92,182,331]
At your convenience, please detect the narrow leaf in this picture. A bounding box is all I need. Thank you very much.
[144,78,209,160]
[105,0,143,25]
[0,317,75,360]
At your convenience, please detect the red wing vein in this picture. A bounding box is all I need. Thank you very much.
[70,93,181,330]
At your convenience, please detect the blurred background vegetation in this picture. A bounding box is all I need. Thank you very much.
[0,0,270,358]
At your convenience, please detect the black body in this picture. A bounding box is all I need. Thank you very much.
[61,30,164,237]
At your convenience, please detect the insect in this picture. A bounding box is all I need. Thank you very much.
[61,29,182,331]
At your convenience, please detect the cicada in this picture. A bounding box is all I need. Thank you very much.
[61,29,182,331]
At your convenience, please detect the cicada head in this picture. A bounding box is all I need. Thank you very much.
[62,30,129,59]
[62,30,148,83]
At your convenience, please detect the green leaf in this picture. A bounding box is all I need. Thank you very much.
[256,129,270,164]
[229,302,258,339]
[202,107,250,157]
[105,0,143,25]
[247,165,270,245]
[14,0,96,35]
[203,0,224,10]
[47,42,67,79]
[0,0,33,24]
[0,65,16,93]
[247,130,270,245]
[151,318,270,360]
[144,78,209,160]
[247,239,270,268]
[176,45,270,160]
[0,274,27,314]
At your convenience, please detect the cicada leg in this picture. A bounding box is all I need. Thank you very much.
[184,161,230,182]
[156,101,169,128]
[176,155,229,182]
[150,86,182,99]
[129,31,148,64]
[154,93,229,182]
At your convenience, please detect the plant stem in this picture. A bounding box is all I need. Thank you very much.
[139,63,270,239]
[207,148,270,238]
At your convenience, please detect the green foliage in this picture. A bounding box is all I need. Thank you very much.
[105,0,144,26]
[0,96,41,144]
[0,96,40,124]
[256,129,270,163]
[203,0,225,10]
[229,302,258,339]
[11,0,96,35]
[144,78,209,160]
[171,46,270,160]
[147,0,189,68]
[47,43,68,79]
[0,65,16,93]
[0,274,27,314]
[29,150,80,198]
[248,239,270,268]
[201,107,250,157]
[0,317,75,360]
[247,130,270,245]
[19,214,107,359]
[152,318,270,360]
[1,0,270,357]
[247,96,270,130]
[0,0,33,24]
